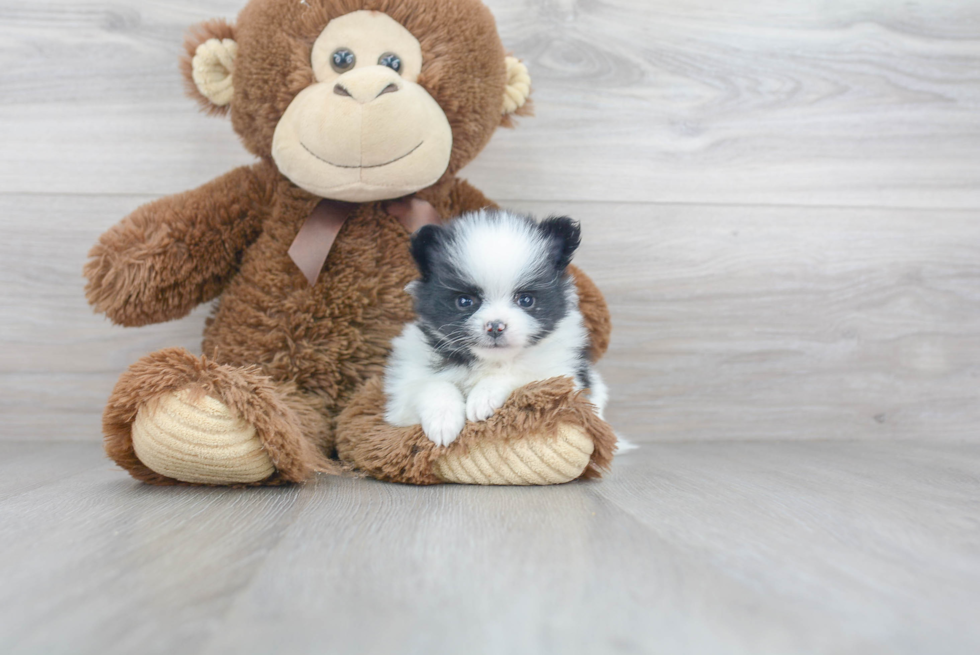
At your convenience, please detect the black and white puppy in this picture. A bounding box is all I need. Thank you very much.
[384,209,607,446]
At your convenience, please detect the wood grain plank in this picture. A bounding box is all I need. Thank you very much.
[0,455,307,655]
[193,473,747,655]
[536,200,980,442]
[3,194,978,442]
[0,0,978,206]
[155,443,980,655]
[590,441,980,655]
[3,442,976,654]
[0,441,107,501]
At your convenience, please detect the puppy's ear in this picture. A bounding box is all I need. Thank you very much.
[539,216,581,269]
[410,224,445,281]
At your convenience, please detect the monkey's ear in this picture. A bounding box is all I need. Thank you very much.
[501,56,533,126]
[180,19,238,116]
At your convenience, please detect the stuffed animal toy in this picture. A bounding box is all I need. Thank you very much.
[84,0,617,487]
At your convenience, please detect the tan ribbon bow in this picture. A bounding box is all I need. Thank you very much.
[288,197,442,286]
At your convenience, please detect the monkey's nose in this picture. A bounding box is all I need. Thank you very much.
[333,82,399,101]
[332,69,402,104]
[485,321,507,337]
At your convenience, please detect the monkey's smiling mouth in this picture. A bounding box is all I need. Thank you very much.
[301,141,424,169]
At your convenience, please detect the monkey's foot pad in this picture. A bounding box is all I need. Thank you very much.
[434,423,594,485]
[132,389,276,485]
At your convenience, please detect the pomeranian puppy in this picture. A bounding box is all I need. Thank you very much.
[384,209,607,446]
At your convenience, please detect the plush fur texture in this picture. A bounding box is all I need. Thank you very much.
[86,0,612,486]
[182,19,238,117]
[271,10,456,201]
[384,210,608,447]
[337,376,616,485]
[104,347,336,486]
[226,0,517,172]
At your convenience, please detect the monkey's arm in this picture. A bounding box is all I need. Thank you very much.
[446,178,612,361]
[568,266,611,362]
[84,164,271,327]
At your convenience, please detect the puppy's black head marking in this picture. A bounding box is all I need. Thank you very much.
[538,216,581,270]
[410,224,446,282]
[410,223,479,366]
[408,210,583,360]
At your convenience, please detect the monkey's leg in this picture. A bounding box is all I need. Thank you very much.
[104,348,335,486]
[335,376,617,486]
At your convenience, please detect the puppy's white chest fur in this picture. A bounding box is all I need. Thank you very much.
[385,311,606,447]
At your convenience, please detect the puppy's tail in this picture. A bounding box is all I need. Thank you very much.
[613,434,639,454]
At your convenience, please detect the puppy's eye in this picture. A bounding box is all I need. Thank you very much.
[378,52,402,74]
[516,293,535,309]
[331,48,356,73]
[456,295,474,310]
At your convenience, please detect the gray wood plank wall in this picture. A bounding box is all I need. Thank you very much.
[1,0,978,442]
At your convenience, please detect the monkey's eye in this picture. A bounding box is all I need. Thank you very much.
[456,295,474,310]
[516,293,535,309]
[378,52,402,73]
[331,48,356,73]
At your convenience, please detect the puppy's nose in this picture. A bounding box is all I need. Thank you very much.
[485,321,507,337]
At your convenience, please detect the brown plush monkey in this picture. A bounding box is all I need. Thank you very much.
[84,0,617,487]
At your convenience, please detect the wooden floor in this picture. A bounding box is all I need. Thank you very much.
[1,441,978,655]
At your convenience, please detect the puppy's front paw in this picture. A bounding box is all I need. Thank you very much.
[466,380,514,422]
[420,397,466,447]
